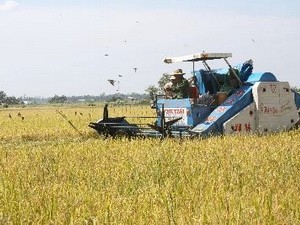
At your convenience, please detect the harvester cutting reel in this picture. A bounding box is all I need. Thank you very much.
[89,104,182,138]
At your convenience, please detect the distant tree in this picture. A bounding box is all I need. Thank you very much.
[48,95,67,104]
[108,96,122,102]
[5,96,23,105]
[0,91,7,103]
[0,90,23,105]
[158,73,171,91]
[145,85,159,100]
[145,73,171,99]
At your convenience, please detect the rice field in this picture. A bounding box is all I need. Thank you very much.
[0,104,299,224]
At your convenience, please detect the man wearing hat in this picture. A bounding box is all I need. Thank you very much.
[171,69,190,99]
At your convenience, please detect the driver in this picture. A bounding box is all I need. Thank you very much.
[164,69,189,99]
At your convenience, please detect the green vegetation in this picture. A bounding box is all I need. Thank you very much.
[48,95,68,104]
[146,73,171,99]
[0,91,23,106]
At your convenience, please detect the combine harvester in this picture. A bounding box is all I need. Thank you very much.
[89,52,300,138]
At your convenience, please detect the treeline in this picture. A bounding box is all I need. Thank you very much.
[0,91,149,106]
[47,93,149,104]
[0,91,23,106]
[3,86,299,106]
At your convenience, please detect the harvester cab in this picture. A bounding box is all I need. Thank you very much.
[153,52,239,136]
[89,52,300,138]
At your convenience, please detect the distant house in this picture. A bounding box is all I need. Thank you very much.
[127,96,136,101]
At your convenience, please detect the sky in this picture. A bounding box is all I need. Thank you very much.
[0,0,300,97]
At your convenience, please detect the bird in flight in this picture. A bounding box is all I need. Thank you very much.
[108,79,116,86]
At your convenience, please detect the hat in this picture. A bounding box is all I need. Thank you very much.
[171,69,185,76]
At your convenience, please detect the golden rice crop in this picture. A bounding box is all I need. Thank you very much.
[0,105,155,141]
[0,105,299,224]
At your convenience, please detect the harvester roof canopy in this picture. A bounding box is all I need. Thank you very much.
[163,52,232,64]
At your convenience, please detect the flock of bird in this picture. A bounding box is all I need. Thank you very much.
[8,112,25,120]
[101,18,257,90]
[7,111,92,120]
[103,21,141,88]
